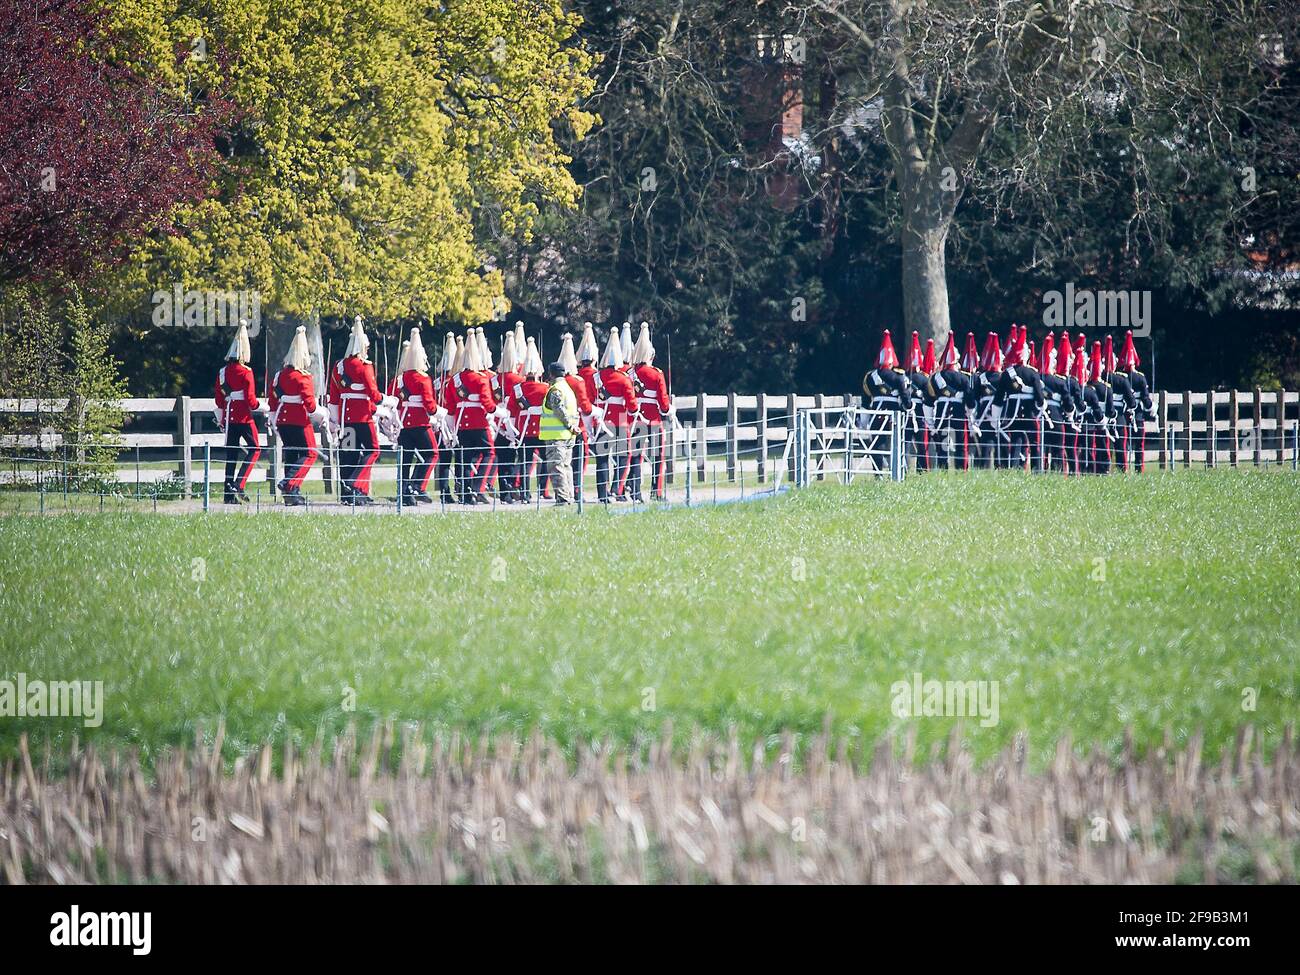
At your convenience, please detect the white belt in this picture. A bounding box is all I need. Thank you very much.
[604,396,626,406]
[279,394,302,404]
[1010,393,1034,401]
[227,390,245,401]
[638,397,662,407]
[406,395,424,407]
[524,406,541,416]
[872,395,900,405]
[341,392,369,401]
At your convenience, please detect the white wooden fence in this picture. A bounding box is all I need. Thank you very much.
[1,389,1297,494]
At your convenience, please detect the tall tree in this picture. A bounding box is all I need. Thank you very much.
[0,0,226,284]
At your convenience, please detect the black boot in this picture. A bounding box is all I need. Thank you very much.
[223,481,242,504]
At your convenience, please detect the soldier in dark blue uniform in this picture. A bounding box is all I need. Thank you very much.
[923,333,977,469]
[1037,332,1076,474]
[1107,332,1148,472]
[903,332,932,471]
[862,330,913,472]
[971,332,1004,468]
[993,326,1045,470]
[1084,341,1119,473]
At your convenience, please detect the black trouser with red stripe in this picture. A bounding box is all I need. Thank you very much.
[340,421,379,495]
[224,421,261,492]
[495,442,524,500]
[397,426,436,493]
[278,423,317,490]
[456,428,492,497]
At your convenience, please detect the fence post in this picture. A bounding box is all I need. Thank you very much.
[813,393,825,480]
[176,396,192,497]
[1278,388,1288,464]
[667,396,677,487]
[396,446,403,513]
[1254,387,1263,466]
[756,393,768,483]
[695,392,706,483]
[684,433,693,506]
[726,391,737,482]
[1204,389,1212,468]
[1230,389,1239,467]
[202,443,210,512]
[1157,392,1168,470]
[1184,390,1193,469]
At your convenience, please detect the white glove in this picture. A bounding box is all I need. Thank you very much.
[256,401,271,413]
[492,403,510,421]
[433,405,449,419]
[380,394,399,410]
[310,404,328,426]
[211,407,224,430]
[589,406,605,424]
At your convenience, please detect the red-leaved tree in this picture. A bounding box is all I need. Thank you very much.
[0,0,229,283]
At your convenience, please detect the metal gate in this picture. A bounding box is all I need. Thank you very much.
[784,406,905,488]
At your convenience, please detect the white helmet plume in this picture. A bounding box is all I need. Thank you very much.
[620,322,632,361]
[631,321,655,365]
[600,327,624,369]
[344,315,370,359]
[576,322,598,363]
[451,334,467,373]
[282,325,311,372]
[475,327,491,371]
[226,319,252,363]
[558,332,578,375]
[460,330,482,372]
[522,336,545,377]
[397,326,429,373]
[497,331,520,373]
[438,332,456,373]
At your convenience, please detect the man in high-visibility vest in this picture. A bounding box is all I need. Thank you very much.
[539,361,581,505]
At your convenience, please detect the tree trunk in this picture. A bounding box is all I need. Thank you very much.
[900,218,951,349]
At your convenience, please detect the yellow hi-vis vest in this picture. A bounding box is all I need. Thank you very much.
[539,379,577,441]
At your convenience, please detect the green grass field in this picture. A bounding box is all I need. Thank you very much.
[1,469,1297,765]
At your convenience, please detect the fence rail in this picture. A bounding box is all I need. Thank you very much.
[1,389,1297,497]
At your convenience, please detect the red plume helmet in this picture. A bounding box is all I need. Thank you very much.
[1103,334,1117,373]
[907,331,923,372]
[1071,341,1087,385]
[877,329,900,369]
[921,338,937,374]
[1057,333,1074,379]
[1027,339,1036,371]
[982,332,1003,371]
[1119,330,1139,371]
[938,334,959,371]
[961,332,979,372]
[1041,332,1056,376]
[1089,341,1104,383]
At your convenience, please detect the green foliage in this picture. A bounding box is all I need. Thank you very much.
[0,288,126,485]
[99,0,596,322]
[1,470,1295,765]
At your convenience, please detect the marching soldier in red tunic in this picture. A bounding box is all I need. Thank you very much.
[213,320,262,504]
[387,327,447,505]
[904,331,931,471]
[1118,331,1155,472]
[629,322,673,501]
[269,326,325,506]
[328,317,396,505]
[511,337,552,501]
[445,327,499,504]
[490,330,525,502]
[592,328,640,502]
[558,331,594,501]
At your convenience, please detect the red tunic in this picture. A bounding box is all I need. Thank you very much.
[493,371,525,421]
[594,367,639,427]
[269,368,317,427]
[215,361,259,425]
[510,378,549,438]
[390,370,436,428]
[328,355,382,424]
[446,369,497,431]
[633,364,670,422]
